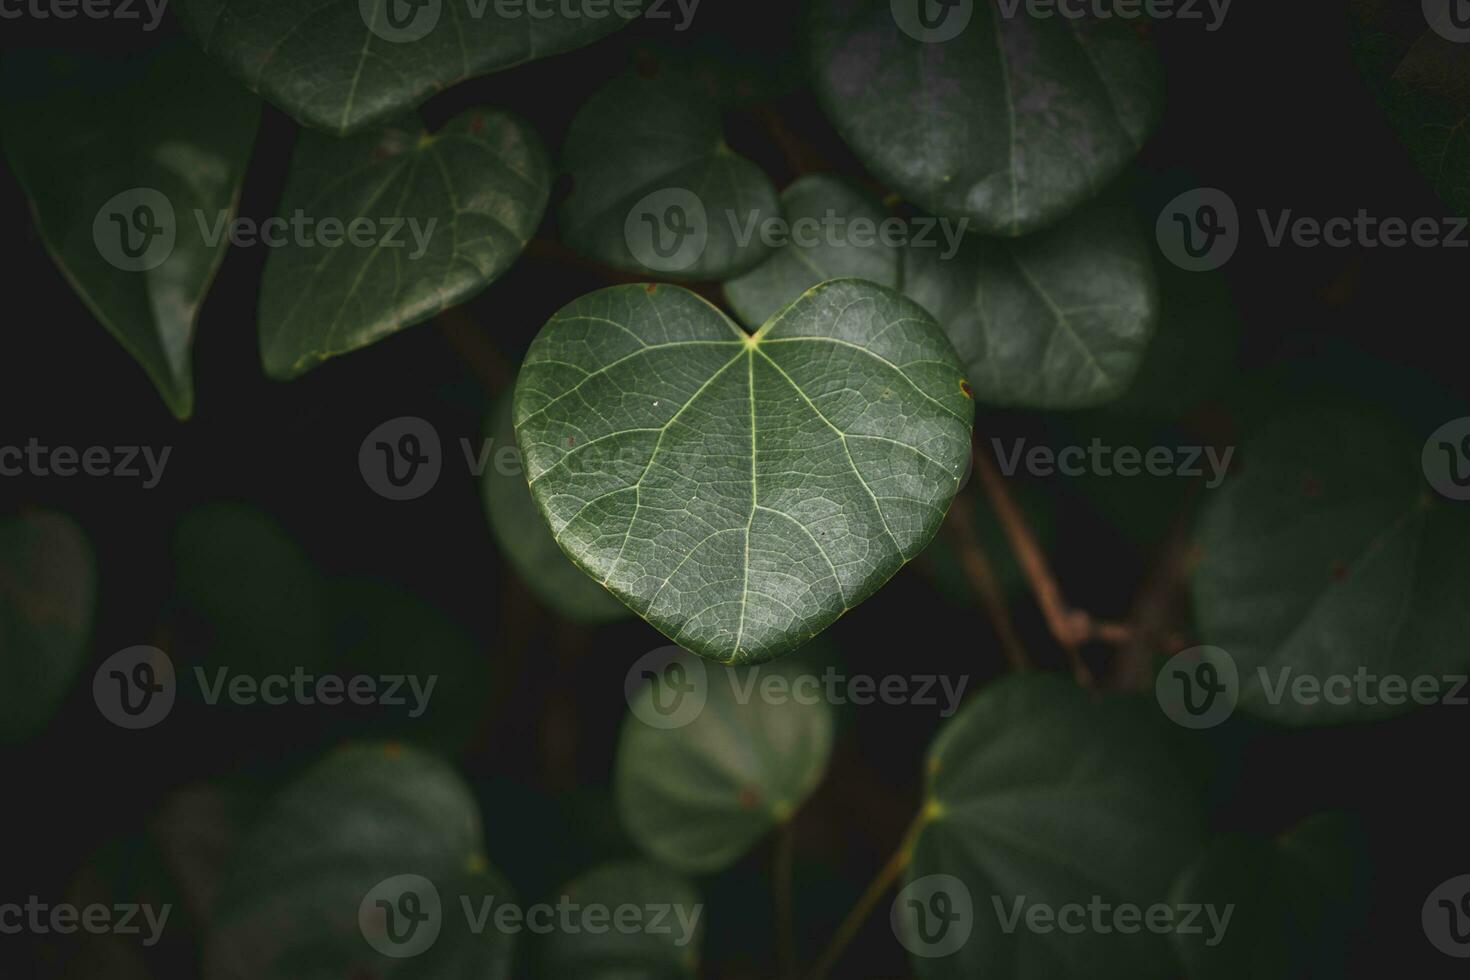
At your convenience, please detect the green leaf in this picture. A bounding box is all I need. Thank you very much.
[904,674,1206,980]
[514,280,974,664]
[173,0,645,135]
[206,742,514,979]
[1168,815,1368,980]
[484,395,630,623]
[0,44,260,418]
[1190,409,1470,725]
[559,72,780,279]
[0,511,96,741]
[1350,0,1470,216]
[808,0,1162,236]
[327,577,493,752]
[724,175,901,329]
[616,654,834,873]
[174,503,328,680]
[259,108,550,379]
[901,200,1158,409]
[543,861,704,978]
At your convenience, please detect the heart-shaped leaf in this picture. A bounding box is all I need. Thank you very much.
[559,72,781,280]
[0,511,96,741]
[173,0,645,135]
[902,200,1158,409]
[902,674,1206,980]
[260,108,550,379]
[1350,0,1470,216]
[543,861,704,978]
[206,742,515,979]
[0,44,260,418]
[724,174,901,328]
[809,0,1162,236]
[1168,815,1369,980]
[484,395,630,623]
[616,652,833,872]
[514,279,974,663]
[1190,409,1470,725]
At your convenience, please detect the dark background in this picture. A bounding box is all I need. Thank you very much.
[2,1,1467,976]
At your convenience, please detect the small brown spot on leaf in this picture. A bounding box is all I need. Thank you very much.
[737,787,761,810]
[567,436,576,447]
[469,115,484,134]
[1330,561,1349,582]
[645,283,659,294]
[959,380,973,399]
[383,742,403,759]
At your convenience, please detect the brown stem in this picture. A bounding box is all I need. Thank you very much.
[943,499,1031,671]
[435,308,510,393]
[807,805,933,980]
[973,442,1139,687]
